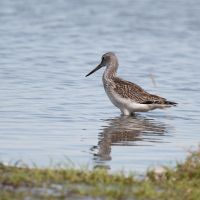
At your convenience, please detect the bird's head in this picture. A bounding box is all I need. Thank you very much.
[85,52,118,77]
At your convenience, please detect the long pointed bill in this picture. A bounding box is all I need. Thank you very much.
[85,63,103,77]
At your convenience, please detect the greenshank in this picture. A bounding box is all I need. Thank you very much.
[86,52,177,115]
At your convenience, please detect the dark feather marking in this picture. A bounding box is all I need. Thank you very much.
[112,77,177,106]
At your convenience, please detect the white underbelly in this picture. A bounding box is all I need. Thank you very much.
[104,88,152,114]
[104,87,170,115]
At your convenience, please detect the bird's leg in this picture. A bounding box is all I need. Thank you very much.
[121,109,131,116]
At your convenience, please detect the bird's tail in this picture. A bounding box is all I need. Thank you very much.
[165,100,177,106]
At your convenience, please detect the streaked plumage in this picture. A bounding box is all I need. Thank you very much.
[111,77,175,105]
[86,52,177,115]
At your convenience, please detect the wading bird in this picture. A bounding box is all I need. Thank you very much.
[86,52,177,115]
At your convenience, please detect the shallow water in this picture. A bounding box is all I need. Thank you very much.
[0,0,200,172]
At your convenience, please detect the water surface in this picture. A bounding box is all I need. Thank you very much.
[0,0,200,172]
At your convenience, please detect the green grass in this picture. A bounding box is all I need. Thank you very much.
[0,148,200,200]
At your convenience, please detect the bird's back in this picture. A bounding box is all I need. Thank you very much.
[112,77,177,106]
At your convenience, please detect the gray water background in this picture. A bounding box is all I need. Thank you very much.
[0,0,200,172]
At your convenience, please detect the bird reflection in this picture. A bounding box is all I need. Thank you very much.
[91,115,169,169]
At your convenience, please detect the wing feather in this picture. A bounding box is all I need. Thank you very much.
[112,77,174,105]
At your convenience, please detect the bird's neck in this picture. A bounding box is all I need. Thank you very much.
[103,62,118,80]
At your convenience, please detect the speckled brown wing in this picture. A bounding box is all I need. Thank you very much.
[112,77,176,105]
